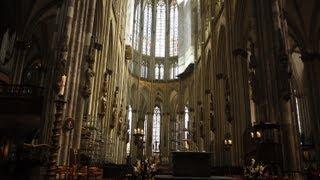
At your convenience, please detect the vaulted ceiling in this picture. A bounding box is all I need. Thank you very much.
[0,0,58,47]
[0,0,59,85]
[284,0,320,51]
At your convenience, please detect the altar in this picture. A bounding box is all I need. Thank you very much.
[171,151,212,177]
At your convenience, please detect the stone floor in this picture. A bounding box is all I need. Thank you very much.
[155,175,239,180]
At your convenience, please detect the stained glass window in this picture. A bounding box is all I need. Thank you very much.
[155,64,160,79]
[155,0,166,57]
[170,62,179,79]
[152,106,161,153]
[184,106,189,139]
[142,1,152,55]
[170,1,178,56]
[144,115,148,141]
[126,105,133,155]
[295,97,302,134]
[160,64,164,79]
[141,61,148,78]
[133,3,141,50]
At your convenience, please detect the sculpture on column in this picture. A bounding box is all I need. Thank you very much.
[248,42,259,104]
[199,106,205,139]
[206,90,216,131]
[117,100,124,135]
[216,73,233,123]
[48,44,68,177]
[0,29,16,65]
[233,41,260,104]
[110,87,119,129]
[224,78,233,123]
[122,118,129,141]
[82,36,96,98]
[99,69,113,117]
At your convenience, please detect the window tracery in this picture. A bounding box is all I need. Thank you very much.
[184,106,189,140]
[155,64,160,79]
[133,2,141,50]
[142,1,152,55]
[141,61,148,78]
[126,105,133,155]
[155,0,166,57]
[170,62,179,79]
[152,106,161,153]
[170,0,178,56]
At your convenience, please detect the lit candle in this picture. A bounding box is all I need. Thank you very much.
[256,131,262,138]
[59,75,67,95]
[250,132,254,139]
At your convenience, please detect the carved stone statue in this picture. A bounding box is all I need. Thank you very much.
[0,29,16,65]
[83,68,95,97]
[110,106,118,129]
[82,36,96,98]
[100,96,107,116]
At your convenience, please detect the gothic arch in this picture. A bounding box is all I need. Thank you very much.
[183,86,190,105]
[217,26,227,73]
[129,83,138,106]
[169,90,178,112]
[140,87,150,112]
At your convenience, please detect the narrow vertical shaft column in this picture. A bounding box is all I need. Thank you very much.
[47,0,75,176]
[301,52,320,164]
[251,0,301,175]
[71,0,97,151]
[272,0,301,174]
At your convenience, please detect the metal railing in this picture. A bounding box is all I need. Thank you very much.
[80,115,106,165]
[0,84,44,97]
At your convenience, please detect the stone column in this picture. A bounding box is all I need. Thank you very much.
[47,0,76,176]
[59,0,81,165]
[11,41,28,84]
[250,0,301,175]
[72,0,97,151]
[300,52,320,164]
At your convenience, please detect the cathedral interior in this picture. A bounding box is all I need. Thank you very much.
[0,0,320,179]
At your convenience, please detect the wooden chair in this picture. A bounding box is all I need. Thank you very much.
[88,166,103,179]
[78,166,88,180]
[56,165,68,180]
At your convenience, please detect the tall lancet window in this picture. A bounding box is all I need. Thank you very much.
[155,64,160,79]
[144,115,148,141]
[155,0,166,57]
[126,105,133,155]
[155,64,164,80]
[141,61,148,78]
[160,64,164,79]
[152,106,161,153]
[295,97,302,134]
[133,2,141,50]
[170,0,178,56]
[170,62,179,79]
[184,106,189,140]
[142,1,152,55]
